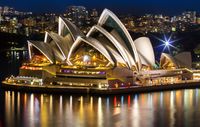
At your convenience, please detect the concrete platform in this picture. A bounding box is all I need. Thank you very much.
[2,80,200,95]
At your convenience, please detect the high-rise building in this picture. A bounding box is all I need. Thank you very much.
[3,6,9,15]
[90,9,98,17]
[65,6,88,26]
[197,17,200,24]
[182,11,196,23]
[0,7,3,14]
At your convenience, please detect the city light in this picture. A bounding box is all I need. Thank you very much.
[155,33,179,53]
[165,40,169,46]
[83,55,90,62]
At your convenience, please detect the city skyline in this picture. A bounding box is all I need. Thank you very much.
[0,0,199,15]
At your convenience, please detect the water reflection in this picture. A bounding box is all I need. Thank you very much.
[0,48,28,81]
[1,89,200,127]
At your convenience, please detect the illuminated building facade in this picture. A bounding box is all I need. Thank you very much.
[19,9,193,87]
[65,6,89,26]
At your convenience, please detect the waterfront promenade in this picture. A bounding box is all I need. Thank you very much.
[2,79,200,94]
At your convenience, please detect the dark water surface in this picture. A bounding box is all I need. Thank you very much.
[0,89,200,127]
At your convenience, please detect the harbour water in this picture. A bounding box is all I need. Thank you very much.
[1,89,200,127]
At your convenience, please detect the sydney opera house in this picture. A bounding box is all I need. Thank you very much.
[16,9,195,88]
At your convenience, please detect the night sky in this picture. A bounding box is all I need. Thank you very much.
[0,0,199,15]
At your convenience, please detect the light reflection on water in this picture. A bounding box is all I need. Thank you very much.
[1,89,200,127]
